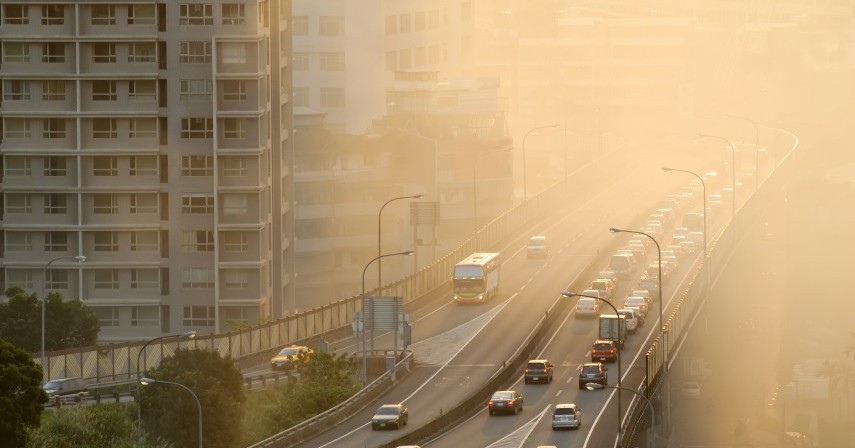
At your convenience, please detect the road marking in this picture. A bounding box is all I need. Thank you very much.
[484,405,551,448]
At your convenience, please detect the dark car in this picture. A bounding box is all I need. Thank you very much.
[42,377,88,398]
[270,345,313,371]
[488,390,524,415]
[578,363,608,389]
[371,404,408,430]
[591,340,617,363]
[524,359,553,384]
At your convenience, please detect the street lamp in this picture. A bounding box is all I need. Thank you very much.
[725,115,760,191]
[697,133,736,220]
[522,124,559,204]
[136,331,197,447]
[610,228,663,333]
[378,194,423,287]
[586,383,658,448]
[361,250,414,384]
[662,167,709,287]
[42,255,86,377]
[139,377,203,448]
[561,291,622,444]
[473,149,512,249]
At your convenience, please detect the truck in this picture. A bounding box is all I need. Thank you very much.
[598,314,626,349]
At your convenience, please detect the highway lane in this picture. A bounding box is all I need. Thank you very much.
[290,146,712,448]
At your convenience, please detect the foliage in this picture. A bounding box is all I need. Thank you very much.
[27,403,169,448]
[0,338,46,447]
[0,287,99,352]
[140,348,245,448]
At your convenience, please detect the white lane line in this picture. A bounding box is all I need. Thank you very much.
[483,404,551,448]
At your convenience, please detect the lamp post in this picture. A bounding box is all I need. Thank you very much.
[473,149,512,249]
[136,331,197,447]
[586,383,658,448]
[522,124,558,204]
[662,167,709,287]
[378,194,423,288]
[561,291,622,446]
[42,255,86,377]
[697,133,736,219]
[361,250,414,384]
[139,377,203,448]
[726,115,760,191]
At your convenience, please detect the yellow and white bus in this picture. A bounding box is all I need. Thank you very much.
[453,252,501,304]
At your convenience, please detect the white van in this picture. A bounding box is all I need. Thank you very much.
[527,236,548,258]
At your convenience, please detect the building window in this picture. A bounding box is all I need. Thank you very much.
[130,156,158,176]
[6,157,32,176]
[179,41,212,63]
[223,231,248,252]
[223,194,247,214]
[320,88,345,108]
[130,193,158,214]
[399,14,411,33]
[92,80,117,101]
[95,307,119,327]
[4,4,29,24]
[222,156,247,177]
[128,4,155,24]
[129,80,157,101]
[222,118,247,139]
[181,155,213,176]
[92,43,116,63]
[222,80,246,100]
[131,270,159,289]
[319,16,344,36]
[131,306,159,326]
[181,118,214,138]
[45,231,68,251]
[6,194,32,213]
[292,53,308,71]
[223,270,249,289]
[180,79,213,100]
[128,43,155,63]
[42,42,65,63]
[45,270,69,290]
[3,42,30,63]
[384,15,396,35]
[44,193,67,214]
[181,194,214,214]
[221,42,247,64]
[181,268,214,289]
[399,49,411,70]
[130,231,158,251]
[42,80,66,100]
[94,231,119,252]
[4,118,31,138]
[4,80,31,100]
[129,118,157,138]
[414,11,425,31]
[293,87,309,107]
[319,52,345,71]
[222,3,245,24]
[93,193,118,214]
[92,119,117,139]
[45,156,67,176]
[7,270,33,290]
[182,230,214,252]
[91,4,116,25]
[292,16,308,35]
[94,269,119,290]
[93,156,118,176]
[179,3,213,25]
[428,9,440,28]
[183,305,215,326]
[6,232,33,251]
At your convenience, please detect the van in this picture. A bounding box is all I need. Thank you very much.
[42,377,88,398]
[527,236,548,259]
[609,254,632,276]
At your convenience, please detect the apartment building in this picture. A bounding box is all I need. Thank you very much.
[0,1,294,341]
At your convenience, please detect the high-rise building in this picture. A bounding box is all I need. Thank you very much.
[0,1,295,341]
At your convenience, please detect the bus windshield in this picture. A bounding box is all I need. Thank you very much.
[454,265,484,278]
[452,253,501,304]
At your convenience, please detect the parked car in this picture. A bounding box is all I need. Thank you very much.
[551,403,582,430]
[270,345,313,371]
[488,390,524,415]
[42,377,88,398]
[371,404,408,430]
[524,359,554,384]
[578,362,608,389]
[575,297,600,318]
[591,340,618,363]
[527,236,548,259]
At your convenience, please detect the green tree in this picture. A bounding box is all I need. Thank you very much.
[0,338,46,447]
[27,404,169,448]
[0,287,99,352]
[140,348,245,448]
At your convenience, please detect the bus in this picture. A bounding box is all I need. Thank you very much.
[453,252,501,304]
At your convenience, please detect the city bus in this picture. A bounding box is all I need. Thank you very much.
[452,252,501,304]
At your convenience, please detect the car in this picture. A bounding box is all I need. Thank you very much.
[575,297,600,318]
[527,236,548,258]
[637,276,658,294]
[591,340,617,363]
[578,362,608,389]
[686,231,704,247]
[551,403,582,430]
[624,305,645,326]
[616,249,636,265]
[596,270,618,284]
[42,377,88,398]
[371,404,408,430]
[580,289,601,300]
[524,359,554,384]
[270,345,313,371]
[609,254,633,277]
[679,239,698,255]
[631,289,652,305]
[488,390,523,415]
[589,278,615,299]
[624,296,648,318]
[680,382,702,399]
[617,309,638,334]
[626,241,647,257]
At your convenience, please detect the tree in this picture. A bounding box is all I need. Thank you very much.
[27,404,169,448]
[140,348,245,448]
[0,338,46,447]
[0,287,99,352]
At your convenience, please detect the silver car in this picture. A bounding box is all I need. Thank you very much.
[551,403,582,430]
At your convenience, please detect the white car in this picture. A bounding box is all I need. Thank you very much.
[617,309,639,334]
[631,289,652,305]
[575,297,600,318]
[624,296,648,318]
